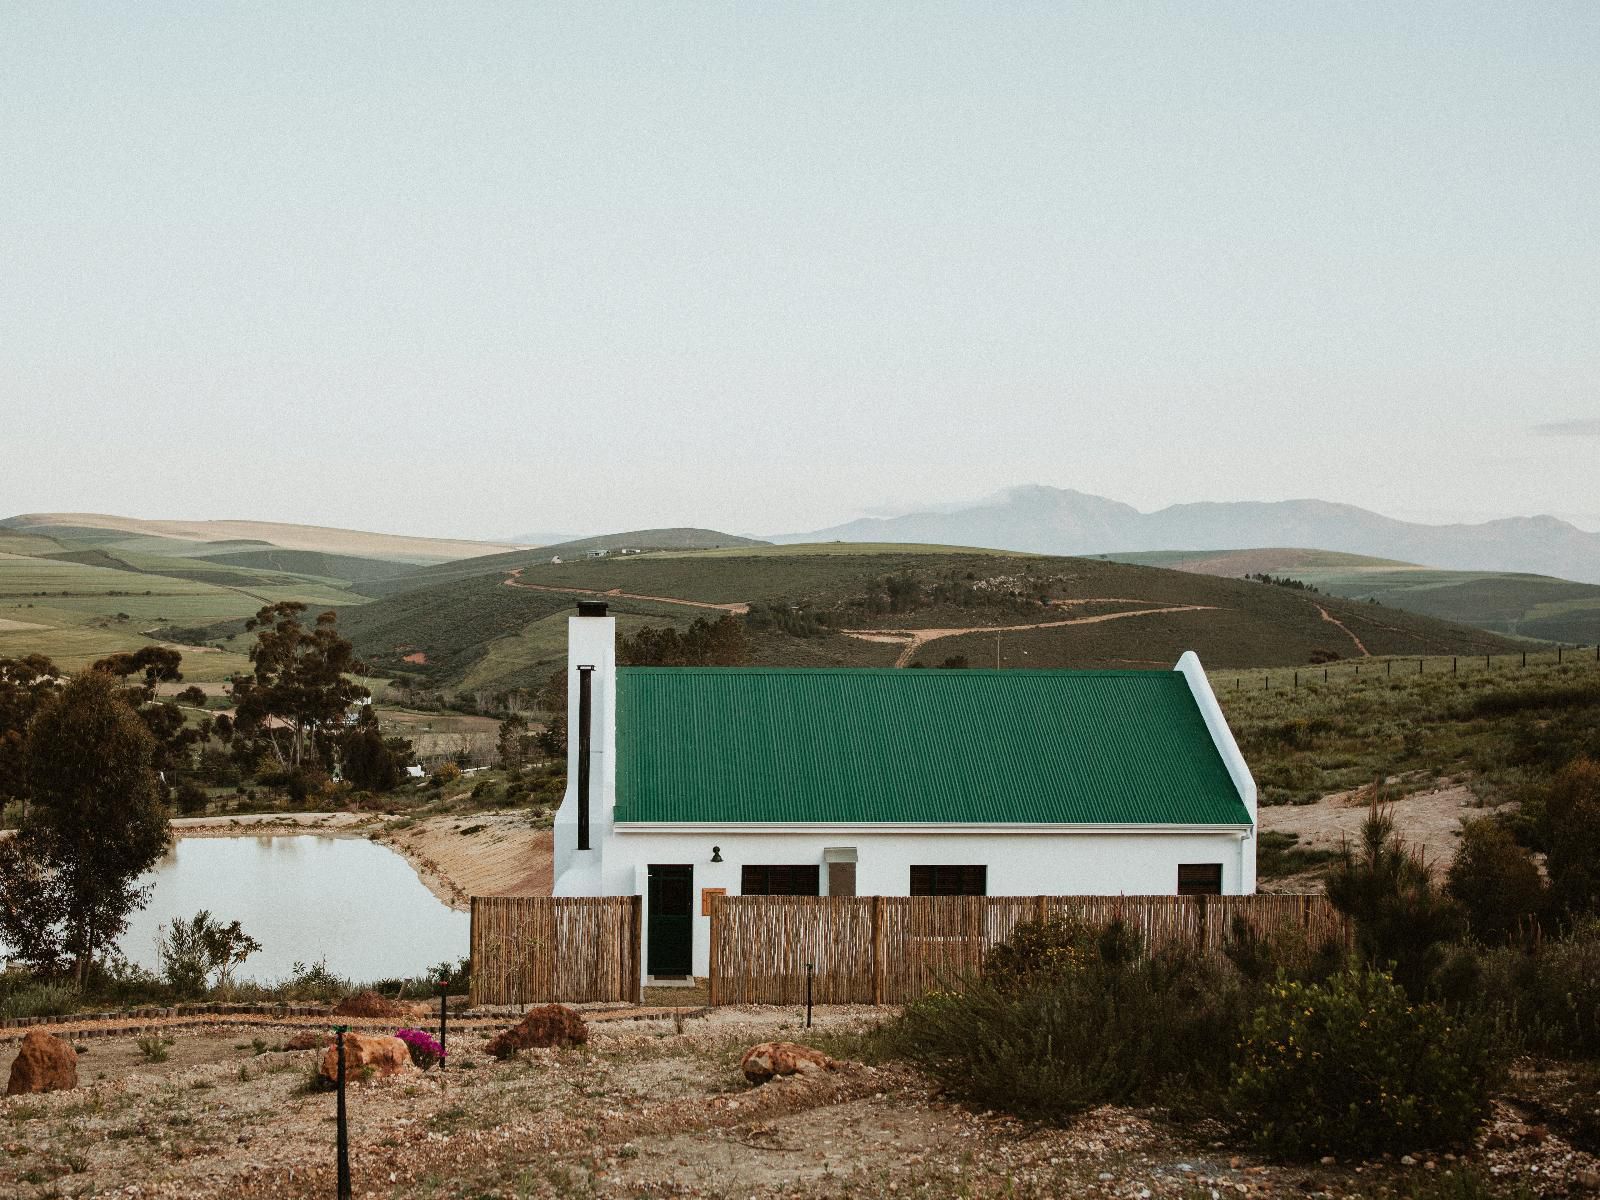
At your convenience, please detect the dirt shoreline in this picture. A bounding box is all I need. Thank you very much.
[171,810,553,911]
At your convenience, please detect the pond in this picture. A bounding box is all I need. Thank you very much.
[116,835,471,984]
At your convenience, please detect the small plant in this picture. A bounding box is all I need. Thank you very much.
[396,1027,446,1069]
[135,1035,173,1064]
[1229,967,1500,1159]
[156,910,263,998]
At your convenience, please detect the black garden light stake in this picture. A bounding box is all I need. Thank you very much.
[334,1024,352,1200]
[437,973,450,1069]
[804,962,815,1029]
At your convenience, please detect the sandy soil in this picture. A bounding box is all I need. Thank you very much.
[1258,781,1510,889]
[172,812,553,911]
[2,1010,1591,1199]
[0,617,49,632]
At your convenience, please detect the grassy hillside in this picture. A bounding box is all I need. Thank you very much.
[1216,652,1600,806]
[0,522,399,677]
[355,528,779,598]
[2,512,523,563]
[1108,547,1600,644]
[335,545,1521,692]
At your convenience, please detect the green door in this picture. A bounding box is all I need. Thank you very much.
[647,864,694,977]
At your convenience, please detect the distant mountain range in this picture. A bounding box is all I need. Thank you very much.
[775,486,1600,584]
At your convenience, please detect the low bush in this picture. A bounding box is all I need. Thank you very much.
[1230,968,1500,1160]
[0,977,77,1019]
[887,932,1245,1120]
[1477,919,1600,1058]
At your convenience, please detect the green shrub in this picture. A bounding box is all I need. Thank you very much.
[888,945,1245,1121]
[1446,818,1548,945]
[1477,919,1600,1058]
[0,978,78,1019]
[1230,968,1499,1159]
[136,1035,172,1063]
[174,780,209,816]
[1325,803,1465,999]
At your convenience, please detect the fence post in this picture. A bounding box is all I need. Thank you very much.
[334,1025,352,1200]
[1035,895,1048,924]
[629,895,643,1005]
[468,898,478,1008]
[869,896,885,1005]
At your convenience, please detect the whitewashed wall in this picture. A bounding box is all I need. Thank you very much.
[598,827,1251,978]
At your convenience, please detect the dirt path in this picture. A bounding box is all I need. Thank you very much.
[840,604,1218,668]
[504,567,750,614]
[1313,603,1371,656]
[172,811,553,911]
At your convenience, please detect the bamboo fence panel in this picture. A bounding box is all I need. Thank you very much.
[708,894,1347,1006]
[470,896,641,1006]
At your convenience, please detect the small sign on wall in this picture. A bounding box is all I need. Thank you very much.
[701,887,726,915]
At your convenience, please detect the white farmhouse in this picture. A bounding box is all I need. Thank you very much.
[552,602,1257,981]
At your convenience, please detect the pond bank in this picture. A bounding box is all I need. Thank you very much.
[170,811,554,912]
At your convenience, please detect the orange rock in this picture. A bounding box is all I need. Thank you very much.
[6,1030,77,1095]
[318,1033,414,1084]
[484,1004,588,1058]
[284,1030,327,1052]
[739,1041,837,1083]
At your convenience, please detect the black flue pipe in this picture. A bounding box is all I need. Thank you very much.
[577,665,594,851]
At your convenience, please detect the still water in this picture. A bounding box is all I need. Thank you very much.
[117,835,470,984]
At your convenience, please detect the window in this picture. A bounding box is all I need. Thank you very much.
[909,865,987,896]
[741,864,820,896]
[1177,863,1223,896]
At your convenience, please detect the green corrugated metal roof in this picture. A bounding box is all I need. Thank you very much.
[614,667,1251,826]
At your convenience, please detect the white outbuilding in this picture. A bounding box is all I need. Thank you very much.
[551,602,1257,981]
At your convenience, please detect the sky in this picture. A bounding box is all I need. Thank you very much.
[3,3,1598,540]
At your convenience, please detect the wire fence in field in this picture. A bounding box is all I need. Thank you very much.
[1219,644,1600,695]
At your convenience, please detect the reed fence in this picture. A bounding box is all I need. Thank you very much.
[707,893,1347,1006]
[469,896,641,1006]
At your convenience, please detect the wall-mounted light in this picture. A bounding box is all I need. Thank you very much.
[711,845,723,863]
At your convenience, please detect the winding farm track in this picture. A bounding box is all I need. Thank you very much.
[503,568,750,614]
[1313,603,1371,657]
[840,604,1219,668]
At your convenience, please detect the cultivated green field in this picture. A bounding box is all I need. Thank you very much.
[1108,548,1600,643]
[0,520,406,678]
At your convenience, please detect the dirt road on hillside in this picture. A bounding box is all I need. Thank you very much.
[503,567,750,614]
[840,604,1218,668]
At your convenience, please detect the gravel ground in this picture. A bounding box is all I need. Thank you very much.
[2,1008,1594,1199]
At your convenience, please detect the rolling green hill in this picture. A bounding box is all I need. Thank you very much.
[333,544,1522,692]
[1106,548,1600,644]
[354,527,774,598]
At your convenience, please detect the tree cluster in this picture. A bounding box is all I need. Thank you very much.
[619,614,751,666]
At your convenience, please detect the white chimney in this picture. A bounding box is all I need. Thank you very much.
[551,602,616,891]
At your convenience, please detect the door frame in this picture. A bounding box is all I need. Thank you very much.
[646,863,695,979]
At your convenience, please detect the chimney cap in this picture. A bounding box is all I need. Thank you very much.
[576,600,609,618]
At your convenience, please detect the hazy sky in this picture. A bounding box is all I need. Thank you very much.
[4,3,1598,539]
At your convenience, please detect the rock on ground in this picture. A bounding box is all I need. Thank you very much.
[283,1030,327,1052]
[484,1004,588,1058]
[739,1041,838,1083]
[5,1030,77,1095]
[318,1033,414,1084]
